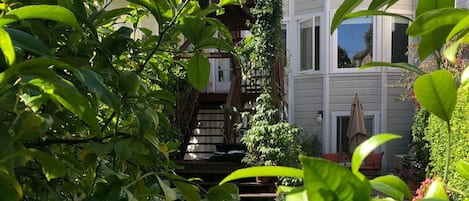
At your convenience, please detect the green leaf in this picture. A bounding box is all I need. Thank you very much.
[0,27,15,66]
[414,70,457,122]
[28,77,99,132]
[0,5,81,31]
[368,0,400,10]
[417,28,451,61]
[331,0,365,33]
[446,15,469,42]
[407,8,469,37]
[187,53,210,90]
[164,173,201,201]
[92,8,133,26]
[416,0,454,17]
[351,134,401,180]
[0,173,22,200]
[25,148,67,181]
[300,155,370,201]
[370,175,411,200]
[277,186,308,201]
[423,180,449,200]
[344,10,412,22]
[114,141,132,162]
[206,183,239,201]
[360,62,425,75]
[73,68,119,110]
[4,28,51,57]
[219,0,240,7]
[462,67,469,89]
[443,33,469,63]
[179,16,217,48]
[220,166,303,184]
[455,160,469,180]
[157,176,177,201]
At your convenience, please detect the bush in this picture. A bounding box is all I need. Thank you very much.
[425,86,469,200]
[411,107,430,182]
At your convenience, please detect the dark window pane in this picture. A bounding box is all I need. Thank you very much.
[392,21,409,63]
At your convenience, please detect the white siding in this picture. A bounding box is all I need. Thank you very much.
[283,0,290,17]
[293,76,323,141]
[457,0,469,8]
[295,0,323,15]
[329,74,382,112]
[385,74,415,172]
[329,0,372,10]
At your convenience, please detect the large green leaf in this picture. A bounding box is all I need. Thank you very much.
[91,8,133,26]
[300,155,370,201]
[114,141,132,163]
[28,77,99,131]
[0,27,15,66]
[179,16,217,48]
[157,176,177,201]
[277,186,308,201]
[164,173,201,201]
[73,68,119,110]
[444,33,469,63]
[206,183,239,201]
[445,15,469,42]
[0,5,81,31]
[5,28,51,57]
[368,0,400,10]
[417,28,451,61]
[344,10,412,22]
[422,180,449,200]
[414,70,457,122]
[331,0,364,33]
[455,160,469,180]
[415,0,454,17]
[220,166,303,184]
[370,175,411,200]
[360,62,425,75]
[219,0,241,7]
[0,58,99,131]
[25,148,67,181]
[186,53,210,90]
[407,8,469,37]
[462,67,469,89]
[128,0,172,25]
[351,134,401,180]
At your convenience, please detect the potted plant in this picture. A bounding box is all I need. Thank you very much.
[241,93,303,182]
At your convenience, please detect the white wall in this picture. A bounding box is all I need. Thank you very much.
[293,75,323,140]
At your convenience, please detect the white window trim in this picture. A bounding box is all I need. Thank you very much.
[330,12,380,74]
[296,13,323,75]
[329,111,381,153]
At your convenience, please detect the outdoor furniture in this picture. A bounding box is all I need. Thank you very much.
[360,152,384,176]
[322,153,340,162]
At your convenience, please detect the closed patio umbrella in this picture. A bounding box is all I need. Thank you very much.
[347,94,367,153]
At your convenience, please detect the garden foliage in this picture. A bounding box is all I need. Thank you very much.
[425,86,469,200]
[0,0,241,200]
[410,107,430,182]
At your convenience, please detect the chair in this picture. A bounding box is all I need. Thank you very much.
[360,152,384,176]
[321,153,340,163]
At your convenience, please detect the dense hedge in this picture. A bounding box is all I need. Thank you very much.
[425,86,469,200]
[411,107,430,182]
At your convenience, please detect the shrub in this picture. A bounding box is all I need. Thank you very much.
[411,107,430,182]
[425,86,469,200]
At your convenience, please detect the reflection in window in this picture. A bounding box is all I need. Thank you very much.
[336,115,374,154]
[300,17,320,71]
[392,18,409,63]
[338,17,373,68]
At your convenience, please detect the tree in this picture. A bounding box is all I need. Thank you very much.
[0,0,240,200]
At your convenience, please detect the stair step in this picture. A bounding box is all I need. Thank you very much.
[190,134,225,137]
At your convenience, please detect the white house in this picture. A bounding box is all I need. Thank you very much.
[282,0,418,172]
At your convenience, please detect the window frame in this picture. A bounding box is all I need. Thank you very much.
[330,111,381,153]
[331,14,380,73]
[297,15,321,74]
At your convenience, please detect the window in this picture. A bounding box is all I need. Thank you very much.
[337,17,373,68]
[331,111,380,153]
[391,17,409,63]
[299,17,320,71]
